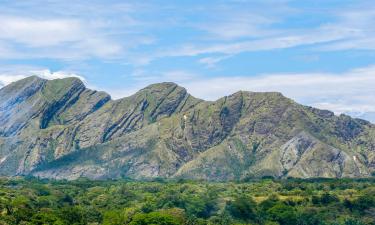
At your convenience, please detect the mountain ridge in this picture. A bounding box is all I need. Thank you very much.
[0,76,374,180]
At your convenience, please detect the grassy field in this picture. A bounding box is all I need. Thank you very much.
[0,177,374,225]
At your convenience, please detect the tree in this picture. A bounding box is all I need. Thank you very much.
[102,210,126,225]
[352,195,375,211]
[226,195,258,222]
[58,206,87,225]
[129,211,182,225]
[296,208,325,225]
[320,192,339,205]
[184,195,214,218]
[343,218,366,225]
[11,196,33,224]
[30,211,64,225]
[267,203,297,225]
[312,192,339,205]
[343,199,354,211]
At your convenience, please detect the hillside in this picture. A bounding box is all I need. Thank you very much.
[0,76,374,181]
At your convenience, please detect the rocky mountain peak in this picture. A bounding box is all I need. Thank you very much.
[0,76,374,181]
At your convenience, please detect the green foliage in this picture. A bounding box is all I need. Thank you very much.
[58,206,87,225]
[31,211,64,225]
[312,192,339,205]
[343,218,366,225]
[267,203,297,225]
[102,210,127,225]
[129,211,182,225]
[0,178,374,224]
[352,195,375,211]
[320,192,339,205]
[226,195,258,222]
[295,208,324,225]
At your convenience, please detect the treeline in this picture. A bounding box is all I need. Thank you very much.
[0,177,374,224]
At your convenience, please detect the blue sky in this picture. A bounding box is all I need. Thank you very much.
[0,0,374,122]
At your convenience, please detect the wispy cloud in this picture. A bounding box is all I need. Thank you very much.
[0,1,147,60]
[317,4,375,51]
[0,16,84,47]
[195,11,279,41]
[198,55,233,68]
[132,1,375,66]
[159,23,364,63]
[0,15,123,59]
[0,1,374,64]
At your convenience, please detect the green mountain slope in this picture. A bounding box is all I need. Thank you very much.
[0,76,374,180]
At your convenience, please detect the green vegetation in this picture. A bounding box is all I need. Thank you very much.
[0,178,374,224]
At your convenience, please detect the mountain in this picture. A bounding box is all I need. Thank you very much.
[0,76,374,181]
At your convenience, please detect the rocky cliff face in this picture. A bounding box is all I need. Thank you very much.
[0,76,374,180]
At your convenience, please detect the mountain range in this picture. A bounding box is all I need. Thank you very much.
[0,76,374,181]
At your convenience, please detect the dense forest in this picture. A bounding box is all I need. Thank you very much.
[0,177,374,225]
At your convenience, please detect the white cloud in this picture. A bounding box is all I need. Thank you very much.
[0,1,154,61]
[0,15,122,59]
[316,6,375,51]
[196,13,278,40]
[139,25,358,64]
[198,55,233,68]
[0,74,27,87]
[134,3,375,65]
[31,69,86,82]
[192,0,294,41]
[0,16,83,47]
[1,1,374,64]
[0,69,86,88]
